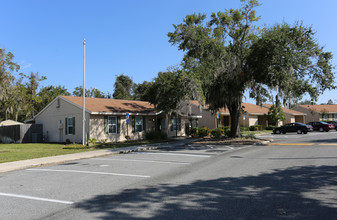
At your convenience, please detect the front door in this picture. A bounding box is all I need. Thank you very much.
[156,118,162,131]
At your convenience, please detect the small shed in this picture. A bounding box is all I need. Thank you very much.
[0,120,24,127]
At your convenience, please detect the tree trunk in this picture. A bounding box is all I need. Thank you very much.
[275,94,280,108]
[228,100,242,138]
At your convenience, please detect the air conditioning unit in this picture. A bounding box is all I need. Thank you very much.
[58,120,63,129]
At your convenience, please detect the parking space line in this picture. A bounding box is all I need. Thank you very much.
[0,192,74,205]
[135,152,212,158]
[268,143,314,146]
[27,168,150,178]
[225,146,235,150]
[93,158,190,165]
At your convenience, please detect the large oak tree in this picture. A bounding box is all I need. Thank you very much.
[168,0,335,137]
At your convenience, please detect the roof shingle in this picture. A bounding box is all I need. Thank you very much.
[61,96,157,114]
[218,103,269,115]
[299,105,337,113]
[263,104,305,115]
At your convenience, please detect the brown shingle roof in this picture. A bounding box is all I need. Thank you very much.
[61,96,158,114]
[299,105,337,113]
[189,101,269,114]
[216,103,305,116]
[263,104,306,115]
[217,103,269,115]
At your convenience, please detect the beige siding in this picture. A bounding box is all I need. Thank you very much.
[292,106,320,123]
[35,98,89,143]
[248,115,258,126]
[283,113,295,124]
[238,114,245,127]
[167,117,187,137]
[320,113,337,121]
[36,97,189,143]
[89,115,158,142]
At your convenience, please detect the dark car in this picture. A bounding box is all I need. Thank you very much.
[307,121,334,132]
[306,124,314,132]
[326,121,337,131]
[273,123,310,134]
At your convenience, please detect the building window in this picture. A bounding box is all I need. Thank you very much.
[108,116,117,134]
[171,117,181,131]
[322,114,329,120]
[135,116,143,132]
[332,114,337,120]
[66,117,75,135]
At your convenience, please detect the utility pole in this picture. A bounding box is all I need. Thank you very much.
[82,39,86,146]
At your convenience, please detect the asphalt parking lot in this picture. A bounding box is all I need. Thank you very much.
[259,129,337,142]
[1,131,337,219]
[0,143,250,219]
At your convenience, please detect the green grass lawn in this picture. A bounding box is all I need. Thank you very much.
[0,140,170,163]
[0,143,94,163]
[241,130,273,135]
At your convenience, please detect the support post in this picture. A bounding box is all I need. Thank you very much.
[82,39,86,146]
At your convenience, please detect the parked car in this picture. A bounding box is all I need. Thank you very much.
[307,121,334,132]
[306,124,314,132]
[326,121,337,131]
[273,123,310,134]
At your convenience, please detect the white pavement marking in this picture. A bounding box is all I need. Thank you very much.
[225,146,235,150]
[27,168,150,178]
[93,158,190,165]
[0,192,74,205]
[99,165,110,167]
[136,152,211,158]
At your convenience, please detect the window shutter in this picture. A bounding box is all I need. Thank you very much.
[72,117,75,134]
[65,118,68,135]
[104,116,108,134]
[132,116,135,133]
[143,117,146,131]
[117,116,120,134]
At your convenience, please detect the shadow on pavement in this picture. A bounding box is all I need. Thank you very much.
[75,165,337,219]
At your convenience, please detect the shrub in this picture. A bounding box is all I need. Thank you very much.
[87,138,97,145]
[199,126,211,137]
[145,131,168,140]
[249,125,262,131]
[65,139,71,144]
[219,126,231,137]
[266,126,276,130]
[100,139,108,144]
[244,133,256,139]
[240,126,250,131]
[266,104,286,126]
[211,128,222,138]
[190,127,199,137]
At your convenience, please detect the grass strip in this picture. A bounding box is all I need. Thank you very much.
[0,139,170,163]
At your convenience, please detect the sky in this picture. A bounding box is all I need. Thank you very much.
[1,0,336,104]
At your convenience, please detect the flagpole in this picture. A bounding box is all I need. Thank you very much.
[82,39,86,146]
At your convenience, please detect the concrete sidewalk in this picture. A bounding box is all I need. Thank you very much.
[0,138,195,174]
